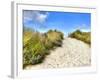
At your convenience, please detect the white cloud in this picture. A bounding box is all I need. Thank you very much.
[36,12,48,23]
[76,24,89,29]
[23,10,49,24]
[75,24,90,32]
[80,29,91,32]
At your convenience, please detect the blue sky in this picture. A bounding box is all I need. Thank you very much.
[23,10,91,36]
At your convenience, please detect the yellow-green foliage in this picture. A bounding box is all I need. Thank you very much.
[69,30,91,45]
[47,29,64,46]
[23,27,64,68]
[23,32,42,67]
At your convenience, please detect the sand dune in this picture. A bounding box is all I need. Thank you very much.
[25,37,91,69]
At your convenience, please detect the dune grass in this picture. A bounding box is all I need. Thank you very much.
[68,30,91,45]
[23,28,90,68]
[23,27,64,68]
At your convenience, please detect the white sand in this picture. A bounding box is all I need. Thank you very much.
[25,38,91,69]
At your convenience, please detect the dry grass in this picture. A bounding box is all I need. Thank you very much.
[68,30,91,45]
[23,27,64,68]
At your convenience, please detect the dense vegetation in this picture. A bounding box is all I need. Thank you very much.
[68,30,91,45]
[23,27,64,68]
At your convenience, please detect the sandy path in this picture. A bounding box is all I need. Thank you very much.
[25,38,91,69]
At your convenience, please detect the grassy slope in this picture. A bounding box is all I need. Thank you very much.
[23,27,64,68]
[68,30,91,45]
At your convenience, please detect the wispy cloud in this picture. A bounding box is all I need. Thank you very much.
[23,10,49,24]
[76,24,89,29]
[75,24,90,31]
[36,12,48,23]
